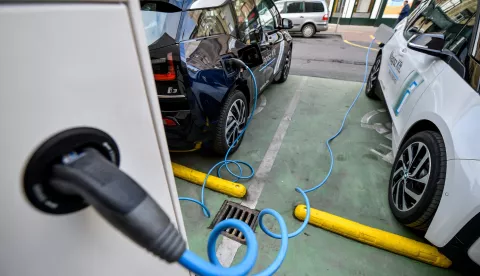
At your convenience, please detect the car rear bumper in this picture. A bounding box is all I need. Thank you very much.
[316,23,328,31]
[161,108,208,151]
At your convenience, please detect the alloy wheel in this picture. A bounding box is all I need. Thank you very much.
[283,51,291,79]
[225,99,247,147]
[391,141,431,212]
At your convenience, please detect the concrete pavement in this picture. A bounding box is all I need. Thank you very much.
[325,24,378,42]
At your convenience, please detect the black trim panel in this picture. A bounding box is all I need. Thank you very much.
[439,213,480,274]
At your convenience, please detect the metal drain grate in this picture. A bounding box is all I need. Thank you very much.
[209,200,260,244]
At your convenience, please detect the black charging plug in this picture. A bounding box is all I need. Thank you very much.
[49,148,186,262]
[225,58,247,70]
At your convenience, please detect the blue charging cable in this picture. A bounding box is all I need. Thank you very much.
[178,38,376,275]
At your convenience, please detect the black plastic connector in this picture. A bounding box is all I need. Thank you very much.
[225,58,247,70]
[49,148,186,262]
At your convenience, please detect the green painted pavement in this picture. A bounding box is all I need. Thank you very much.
[171,75,458,276]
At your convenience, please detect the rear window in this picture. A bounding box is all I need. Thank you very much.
[141,3,181,48]
[305,2,324,12]
[180,4,236,40]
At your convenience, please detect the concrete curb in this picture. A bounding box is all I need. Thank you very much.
[322,32,344,40]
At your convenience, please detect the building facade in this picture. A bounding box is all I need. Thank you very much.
[327,0,421,26]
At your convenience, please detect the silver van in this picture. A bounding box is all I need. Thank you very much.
[275,0,329,38]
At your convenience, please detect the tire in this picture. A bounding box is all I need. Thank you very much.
[301,23,316,38]
[365,52,381,100]
[213,90,248,155]
[274,46,291,83]
[388,131,446,231]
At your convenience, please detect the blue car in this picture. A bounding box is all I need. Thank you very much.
[142,0,293,154]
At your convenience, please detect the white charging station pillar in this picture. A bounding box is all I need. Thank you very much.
[0,1,189,275]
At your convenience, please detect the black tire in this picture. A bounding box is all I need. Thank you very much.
[388,131,446,231]
[366,52,381,100]
[301,23,316,38]
[213,90,248,155]
[274,47,291,83]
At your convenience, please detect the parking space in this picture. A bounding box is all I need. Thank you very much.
[171,75,459,275]
[289,34,378,82]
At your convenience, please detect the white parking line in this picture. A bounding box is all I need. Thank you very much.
[215,76,308,266]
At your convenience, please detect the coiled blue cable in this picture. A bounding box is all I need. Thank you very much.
[178,38,376,275]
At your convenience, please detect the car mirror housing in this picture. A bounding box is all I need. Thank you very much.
[407,33,466,78]
[280,18,293,30]
[407,33,445,57]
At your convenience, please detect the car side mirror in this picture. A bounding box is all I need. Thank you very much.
[408,33,466,78]
[407,33,445,57]
[280,18,293,29]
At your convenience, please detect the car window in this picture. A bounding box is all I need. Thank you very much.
[276,2,286,12]
[305,2,325,12]
[256,0,279,31]
[180,4,236,41]
[234,0,262,43]
[285,1,304,13]
[468,21,480,90]
[405,0,477,59]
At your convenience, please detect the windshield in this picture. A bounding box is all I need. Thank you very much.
[275,1,285,12]
[141,3,181,47]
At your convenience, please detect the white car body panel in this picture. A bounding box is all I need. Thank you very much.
[378,8,480,266]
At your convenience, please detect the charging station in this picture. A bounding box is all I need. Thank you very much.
[3,0,479,274]
[0,1,189,275]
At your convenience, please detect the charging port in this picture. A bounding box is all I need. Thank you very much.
[23,127,120,214]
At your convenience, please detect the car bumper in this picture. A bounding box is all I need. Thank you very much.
[425,159,480,268]
[316,23,328,31]
[161,109,207,151]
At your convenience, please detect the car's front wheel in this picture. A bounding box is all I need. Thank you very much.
[388,131,446,231]
[366,52,381,100]
[274,47,291,83]
[213,90,248,155]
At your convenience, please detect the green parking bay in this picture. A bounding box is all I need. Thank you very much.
[170,75,458,276]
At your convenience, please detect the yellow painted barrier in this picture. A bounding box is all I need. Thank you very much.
[294,205,452,268]
[172,163,246,198]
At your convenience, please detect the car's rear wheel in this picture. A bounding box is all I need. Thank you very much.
[213,90,248,155]
[388,131,446,231]
[274,47,291,83]
[301,23,316,38]
[366,52,381,100]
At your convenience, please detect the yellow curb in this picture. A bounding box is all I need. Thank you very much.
[172,162,246,198]
[343,39,379,51]
[294,205,452,268]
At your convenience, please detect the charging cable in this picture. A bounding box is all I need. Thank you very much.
[47,39,376,276]
[179,38,376,274]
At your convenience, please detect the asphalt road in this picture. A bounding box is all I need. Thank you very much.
[290,34,379,82]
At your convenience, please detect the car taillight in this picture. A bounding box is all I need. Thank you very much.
[163,117,178,126]
[154,52,176,81]
[322,14,329,21]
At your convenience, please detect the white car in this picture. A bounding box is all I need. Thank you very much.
[366,0,480,270]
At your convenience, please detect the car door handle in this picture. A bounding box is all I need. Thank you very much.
[300,16,304,18]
